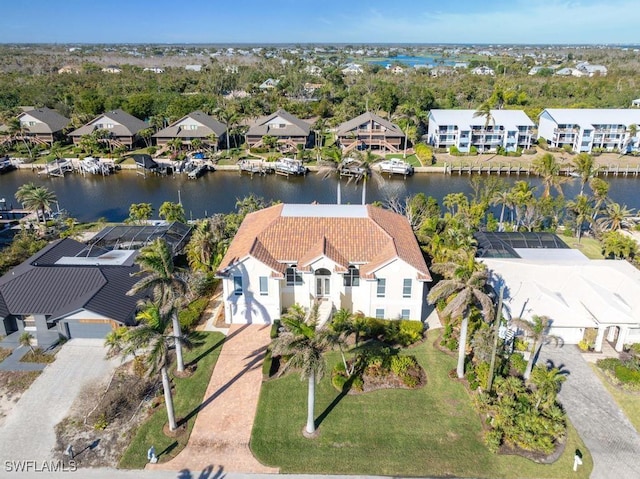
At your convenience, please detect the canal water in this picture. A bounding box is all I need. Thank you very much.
[0,170,638,223]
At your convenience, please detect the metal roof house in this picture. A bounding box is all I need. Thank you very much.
[153,110,227,149]
[245,109,312,151]
[0,238,146,344]
[68,109,148,149]
[335,112,405,154]
[538,108,640,153]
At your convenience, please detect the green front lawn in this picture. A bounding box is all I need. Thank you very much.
[118,331,225,469]
[558,234,604,259]
[251,331,592,478]
[591,364,640,433]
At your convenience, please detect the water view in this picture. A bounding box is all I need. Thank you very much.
[1,170,639,223]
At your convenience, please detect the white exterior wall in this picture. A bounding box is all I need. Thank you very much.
[176,118,205,129]
[360,259,426,321]
[548,326,585,345]
[222,258,281,324]
[20,113,42,127]
[537,112,558,146]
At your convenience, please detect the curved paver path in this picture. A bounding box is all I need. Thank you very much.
[0,339,119,462]
[149,324,278,474]
[541,344,640,479]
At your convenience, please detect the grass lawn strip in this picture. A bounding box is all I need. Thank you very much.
[118,331,225,469]
[251,330,592,478]
[558,234,604,259]
[591,364,640,433]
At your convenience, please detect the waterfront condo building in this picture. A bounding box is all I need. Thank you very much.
[428,109,535,153]
[538,108,640,154]
[216,204,431,325]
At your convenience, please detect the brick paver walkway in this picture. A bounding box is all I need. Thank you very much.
[541,344,640,479]
[149,324,278,473]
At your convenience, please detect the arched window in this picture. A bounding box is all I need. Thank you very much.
[343,265,360,287]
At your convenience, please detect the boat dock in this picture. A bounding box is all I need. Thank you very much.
[38,159,74,177]
[238,159,274,176]
[446,161,640,177]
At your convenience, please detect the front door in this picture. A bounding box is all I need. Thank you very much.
[314,268,331,299]
[316,277,330,297]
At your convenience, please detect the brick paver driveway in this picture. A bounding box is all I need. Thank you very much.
[0,339,119,462]
[150,324,278,473]
[541,344,640,479]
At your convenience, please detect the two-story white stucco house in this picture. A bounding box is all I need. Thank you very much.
[216,204,432,324]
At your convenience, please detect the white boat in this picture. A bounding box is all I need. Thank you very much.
[274,158,306,175]
[377,158,414,176]
[338,158,365,178]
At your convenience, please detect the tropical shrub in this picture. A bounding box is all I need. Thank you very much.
[414,143,434,164]
[178,297,209,330]
[509,352,527,375]
[441,322,458,351]
[614,365,640,384]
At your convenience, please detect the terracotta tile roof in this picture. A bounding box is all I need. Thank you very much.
[217,204,431,281]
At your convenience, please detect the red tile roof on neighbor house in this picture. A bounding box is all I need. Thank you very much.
[217,204,431,281]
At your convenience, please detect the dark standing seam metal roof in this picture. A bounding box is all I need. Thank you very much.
[0,237,146,324]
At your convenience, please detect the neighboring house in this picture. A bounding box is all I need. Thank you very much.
[341,63,364,75]
[576,62,607,77]
[632,98,640,108]
[153,110,227,149]
[2,107,70,145]
[0,238,144,343]
[216,203,431,324]
[304,65,322,76]
[428,109,535,153]
[58,65,81,74]
[453,62,469,69]
[143,67,165,73]
[477,232,640,351]
[335,111,405,153]
[185,64,203,72]
[101,66,122,74]
[538,108,640,153]
[528,66,545,75]
[471,66,495,76]
[390,65,404,74]
[259,78,280,90]
[555,67,583,77]
[69,109,148,148]
[245,109,312,150]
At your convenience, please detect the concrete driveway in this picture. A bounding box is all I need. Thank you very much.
[0,339,119,463]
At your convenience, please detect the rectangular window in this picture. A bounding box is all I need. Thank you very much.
[403,278,412,298]
[233,276,243,295]
[377,278,386,298]
[375,308,385,319]
[259,276,268,296]
[401,309,410,320]
[286,266,302,286]
[343,266,360,287]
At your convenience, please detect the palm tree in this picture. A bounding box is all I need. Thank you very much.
[158,201,186,223]
[351,149,383,205]
[7,117,33,160]
[530,365,566,410]
[490,189,513,231]
[531,153,567,198]
[272,303,333,435]
[190,138,203,152]
[128,238,188,372]
[473,102,494,128]
[15,184,57,223]
[510,315,559,380]
[427,254,494,378]
[572,153,597,196]
[123,302,181,431]
[589,177,610,220]
[19,332,35,354]
[186,215,228,272]
[567,194,593,242]
[216,106,239,152]
[317,150,343,204]
[597,202,635,232]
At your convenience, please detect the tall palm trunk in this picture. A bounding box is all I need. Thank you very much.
[457,315,469,378]
[337,181,341,205]
[499,203,506,231]
[161,366,177,431]
[306,371,316,434]
[361,178,367,205]
[524,339,539,380]
[172,313,185,372]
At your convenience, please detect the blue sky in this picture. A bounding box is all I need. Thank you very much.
[0,0,637,44]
